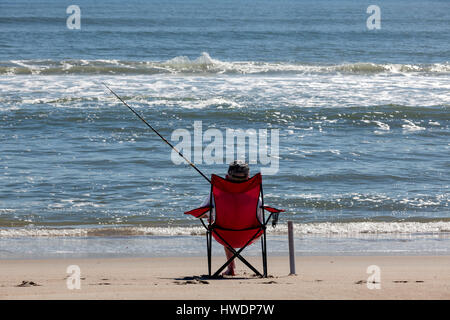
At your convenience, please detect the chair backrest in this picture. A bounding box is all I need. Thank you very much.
[211,173,262,230]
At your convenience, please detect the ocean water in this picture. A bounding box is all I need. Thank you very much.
[0,0,449,258]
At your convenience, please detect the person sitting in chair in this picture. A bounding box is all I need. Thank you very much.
[198,160,263,276]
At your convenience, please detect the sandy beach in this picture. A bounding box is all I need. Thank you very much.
[1,255,449,300]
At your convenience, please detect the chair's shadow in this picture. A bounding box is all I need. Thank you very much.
[178,274,256,280]
[163,274,264,284]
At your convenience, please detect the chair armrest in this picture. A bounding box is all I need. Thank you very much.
[261,205,285,213]
[184,206,212,218]
[261,206,285,227]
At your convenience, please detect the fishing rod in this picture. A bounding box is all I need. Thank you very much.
[103,83,211,184]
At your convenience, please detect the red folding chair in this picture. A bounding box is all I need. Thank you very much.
[184,173,284,278]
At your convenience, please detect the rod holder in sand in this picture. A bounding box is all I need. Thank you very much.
[288,220,296,275]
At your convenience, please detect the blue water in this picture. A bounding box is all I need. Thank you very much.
[1,0,449,63]
[0,0,449,257]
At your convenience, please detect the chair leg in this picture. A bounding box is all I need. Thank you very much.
[213,245,263,278]
[207,231,212,277]
[211,229,265,278]
[262,230,268,278]
[261,235,265,277]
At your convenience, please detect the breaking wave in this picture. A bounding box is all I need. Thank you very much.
[1,221,449,238]
[1,53,449,76]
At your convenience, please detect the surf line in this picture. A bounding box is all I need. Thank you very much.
[103,83,211,184]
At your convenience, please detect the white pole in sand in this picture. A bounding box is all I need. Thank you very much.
[288,220,296,275]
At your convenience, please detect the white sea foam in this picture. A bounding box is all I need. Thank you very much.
[0,228,89,237]
[0,222,449,238]
[373,121,390,131]
[181,97,243,109]
[286,221,450,235]
[402,119,426,132]
[1,69,449,112]
[1,55,450,76]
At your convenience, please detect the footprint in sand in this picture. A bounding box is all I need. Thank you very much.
[64,276,86,280]
[355,280,380,285]
[174,280,209,285]
[173,276,209,285]
[16,281,40,287]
